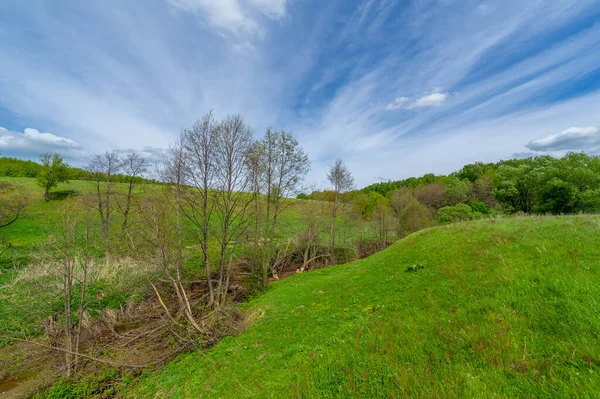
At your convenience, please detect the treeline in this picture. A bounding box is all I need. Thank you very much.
[303,153,600,237]
[0,156,159,184]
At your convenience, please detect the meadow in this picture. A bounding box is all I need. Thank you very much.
[122,216,600,398]
[2,173,600,398]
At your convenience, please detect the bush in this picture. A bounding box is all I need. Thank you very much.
[397,197,434,237]
[470,201,489,215]
[437,203,474,224]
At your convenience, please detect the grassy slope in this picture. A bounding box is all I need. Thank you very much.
[126,216,600,398]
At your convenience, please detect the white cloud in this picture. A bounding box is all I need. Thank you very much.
[526,127,600,152]
[115,146,169,164]
[167,0,286,35]
[385,96,409,110]
[0,127,85,160]
[409,92,449,108]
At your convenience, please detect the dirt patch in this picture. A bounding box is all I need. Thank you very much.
[0,376,38,398]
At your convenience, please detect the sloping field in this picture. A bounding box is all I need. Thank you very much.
[125,216,600,398]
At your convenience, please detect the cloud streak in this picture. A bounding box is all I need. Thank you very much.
[167,0,286,36]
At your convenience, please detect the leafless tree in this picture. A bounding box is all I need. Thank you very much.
[212,115,255,306]
[179,112,218,306]
[120,152,147,235]
[87,151,121,261]
[259,129,310,280]
[134,187,206,336]
[327,158,355,261]
[39,197,94,377]
[246,140,265,252]
[296,197,329,273]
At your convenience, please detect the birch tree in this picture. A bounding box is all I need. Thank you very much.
[327,158,355,262]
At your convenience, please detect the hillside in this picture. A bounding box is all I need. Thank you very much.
[123,216,600,398]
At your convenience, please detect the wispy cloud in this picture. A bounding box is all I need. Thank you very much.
[386,97,409,110]
[408,92,449,109]
[0,0,599,187]
[167,0,287,36]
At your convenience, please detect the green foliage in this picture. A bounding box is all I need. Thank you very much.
[456,161,496,183]
[360,153,600,216]
[0,156,159,184]
[470,201,489,215]
[538,178,577,214]
[437,203,475,224]
[444,177,470,205]
[404,262,425,273]
[125,216,600,398]
[397,196,434,236]
[352,192,389,219]
[37,153,70,200]
[33,368,122,399]
[0,157,42,177]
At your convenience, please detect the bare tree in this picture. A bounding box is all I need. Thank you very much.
[39,197,94,377]
[246,140,265,252]
[259,129,310,280]
[327,158,355,262]
[212,115,255,306]
[120,152,147,235]
[179,112,218,306]
[296,197,329,273]
[134,187,206,336]
[87,151,121,261]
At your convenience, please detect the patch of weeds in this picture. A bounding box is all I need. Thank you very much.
[405,263,425,273]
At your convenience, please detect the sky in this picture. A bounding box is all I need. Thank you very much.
[1,0,600,188]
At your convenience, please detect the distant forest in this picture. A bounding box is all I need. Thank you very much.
[0,156,158,184]
[3,152,600,237]
[304,153,600,235]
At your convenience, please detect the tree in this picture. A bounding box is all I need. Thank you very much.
[415,183,445,209]
[397,196,434,237]
[259,128,310,280]
[179,112,218,306]
[120,152,146,235]
[0,181,29,228]
[444,177,470,206]
[327,158,355,261]
[493,159,548,213]
[538,178,577,214]
[86,151,121,261]
[37,197,94,376]
[37,153,70,201]
[212,114,255,305]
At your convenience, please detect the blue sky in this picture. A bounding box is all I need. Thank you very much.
[1,0,600,187]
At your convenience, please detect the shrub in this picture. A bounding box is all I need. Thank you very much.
[470,201,489,215]
[437,203,473,224]
[397,197,434,237]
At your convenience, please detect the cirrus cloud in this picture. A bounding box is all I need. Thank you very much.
[167,0,287,36]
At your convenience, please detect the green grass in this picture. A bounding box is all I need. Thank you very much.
[124,216,600,398]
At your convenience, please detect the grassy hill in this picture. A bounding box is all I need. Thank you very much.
[123,216,600,398]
